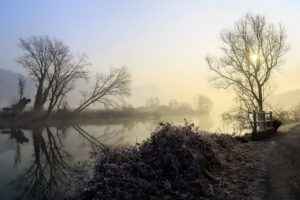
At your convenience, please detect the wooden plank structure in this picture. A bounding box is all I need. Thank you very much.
[249,111,274,134]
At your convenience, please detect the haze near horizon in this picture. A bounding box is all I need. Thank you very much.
[1,0,300,114]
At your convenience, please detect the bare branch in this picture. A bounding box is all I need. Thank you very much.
[73,66,132,115]
[207,14,288,113]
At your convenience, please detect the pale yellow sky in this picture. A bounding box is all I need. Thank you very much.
[1,1,300,115]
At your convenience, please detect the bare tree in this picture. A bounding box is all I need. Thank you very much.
[206,14,288,113]
[46,54,88,116]
[73,66,131,115]
[17,36,88,114]
[17,76,26,101]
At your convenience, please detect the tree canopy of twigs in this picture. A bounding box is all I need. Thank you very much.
[206,14,288,113]
[17,36,88,114]
[46,52,88,116]
[73,66,132,115]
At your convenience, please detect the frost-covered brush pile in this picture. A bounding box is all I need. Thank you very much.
[68,122,240,200]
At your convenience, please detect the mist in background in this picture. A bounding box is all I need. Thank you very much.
[1,0,300,117]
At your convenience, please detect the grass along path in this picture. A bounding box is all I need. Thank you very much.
[267,123,300,199]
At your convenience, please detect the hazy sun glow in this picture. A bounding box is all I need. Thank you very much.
[250,54,258,64]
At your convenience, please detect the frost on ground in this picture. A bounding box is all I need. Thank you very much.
[66,122,272,200]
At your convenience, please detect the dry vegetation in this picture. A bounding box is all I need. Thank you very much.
[66,123,271,200]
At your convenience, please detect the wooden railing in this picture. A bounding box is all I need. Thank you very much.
[249,111,274,133]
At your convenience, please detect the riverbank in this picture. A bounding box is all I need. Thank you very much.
[0,109,160,128]
[65,122,273,200]
[0,108,208,124]
[0,109,214,130]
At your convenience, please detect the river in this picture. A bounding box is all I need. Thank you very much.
[0,115,224,199]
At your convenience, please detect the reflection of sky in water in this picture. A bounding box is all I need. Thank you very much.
[0,115,217,199]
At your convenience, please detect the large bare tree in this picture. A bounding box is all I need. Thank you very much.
[206,14,288,113]
[17,36,88,113]
[73,66,131,115]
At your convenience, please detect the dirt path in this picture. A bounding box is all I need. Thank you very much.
[267,123,300,199]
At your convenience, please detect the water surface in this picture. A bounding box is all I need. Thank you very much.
[0,115,217,199]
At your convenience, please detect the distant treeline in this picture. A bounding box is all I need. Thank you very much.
[0,95,212,124]
[123,95,213,116]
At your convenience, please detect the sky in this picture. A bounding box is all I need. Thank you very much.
[1,0,300,114]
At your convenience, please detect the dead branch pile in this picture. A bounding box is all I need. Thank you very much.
[71,123,238,200]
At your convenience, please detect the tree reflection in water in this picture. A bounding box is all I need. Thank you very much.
[9,125,106,200]
[1,128,29,166]
[73,125,107,151]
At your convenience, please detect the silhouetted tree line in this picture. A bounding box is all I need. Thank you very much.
[138,94,213,116]
[1,36,132,119]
